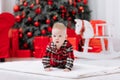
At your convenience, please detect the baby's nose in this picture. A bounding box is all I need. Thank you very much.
[56,37,59,40]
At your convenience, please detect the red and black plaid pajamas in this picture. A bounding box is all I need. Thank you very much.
[42,40,74,70]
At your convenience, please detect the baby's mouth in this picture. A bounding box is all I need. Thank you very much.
[56,41,59,43]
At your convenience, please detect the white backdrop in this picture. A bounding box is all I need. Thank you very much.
[0,0,120,51]
[0,0,2,13]
[88,0,120,51]
[0,0,16,14]
[88,0,120,37]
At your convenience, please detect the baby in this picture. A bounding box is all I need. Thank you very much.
[42,22,74,72]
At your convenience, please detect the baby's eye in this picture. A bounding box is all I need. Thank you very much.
[53,35,56,37]
[59,35,62,37]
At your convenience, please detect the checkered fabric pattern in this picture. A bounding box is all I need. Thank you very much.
[42,40,74,70]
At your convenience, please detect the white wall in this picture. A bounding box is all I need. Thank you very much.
[89,0,120,36]
[111,0,120,51]
[0,0,16,14]
[88,0,97,19]
[88,0,106,20]
[89,0,120,51]
[0,0,2,13]
[1,0,120,51]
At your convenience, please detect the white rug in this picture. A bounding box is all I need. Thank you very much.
[0,60,119,79]
[74,50,120,59]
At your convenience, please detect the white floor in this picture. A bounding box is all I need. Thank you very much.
[75,58,120,80]
[0,55,118,80]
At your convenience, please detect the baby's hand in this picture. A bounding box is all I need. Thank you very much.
[64,68,70,72]
[45,68,52,71]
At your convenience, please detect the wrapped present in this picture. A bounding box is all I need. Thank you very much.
[33,36,50,58]
[89,20,108,53]
[90,20,106,36]
[67,37,79,50]
[33,49,44,58]
[16,50,31,58]
[67,28,76,37]
[9,29,19,57]
[88,45,102,53]
[89,38,108,53]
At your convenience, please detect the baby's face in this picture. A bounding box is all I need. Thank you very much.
[52,29,66,47]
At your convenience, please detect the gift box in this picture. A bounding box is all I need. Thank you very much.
[67,28,76,37]
[89,20,108,53]
[33,49,43,58]
[50,37,79,50]
[90,20,106,36]
[9,29,19,57]
[67,37,79,50]
[89,38,108,53]
[16,50,32,58]
[33,36,50,58]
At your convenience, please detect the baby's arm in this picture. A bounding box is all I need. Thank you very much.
[64,68,71,72]
[45,67,52,71]
[42,44,51,71]
[65,44,74,71]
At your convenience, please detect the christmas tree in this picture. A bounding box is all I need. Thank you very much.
[13,0,91,50]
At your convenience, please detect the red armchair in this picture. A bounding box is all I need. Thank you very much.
[0,12,15,62]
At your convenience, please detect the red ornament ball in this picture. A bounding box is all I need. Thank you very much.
[53,15,57,21]
[72,10,76,15]
[23,43,28,48]
[68,0,73,5]
[28,17,32,22]
[77,0,81,2]
[79,6,84,11]
[60,5,65,9]
[23,2,28,6]
[47,1,53,5]
[21,14,25,19]
[27,32,32,37]
[21,11,25,19]
[34,21,40,27]
[83,0,88,5]
[46,19,51,24]
[47,26,52,32]
[13,5,20,12]
[73,2,76,7]
[61,13,65,18]
[15,15,21,22]
[41,29,46,35]
[19,33,23,38]
[36,0,40,4]
[19,28,23,33]
[67,17,72,21]
[61,9,66,13]
[35,7,41,14]
[30,3,34,8]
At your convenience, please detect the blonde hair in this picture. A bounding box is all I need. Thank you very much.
[52,22,67,34]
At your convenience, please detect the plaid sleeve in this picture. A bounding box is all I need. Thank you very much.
[65,43,74,70]
[65,58,74,70]
[42,56,51,68]
[42,44,51,68]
